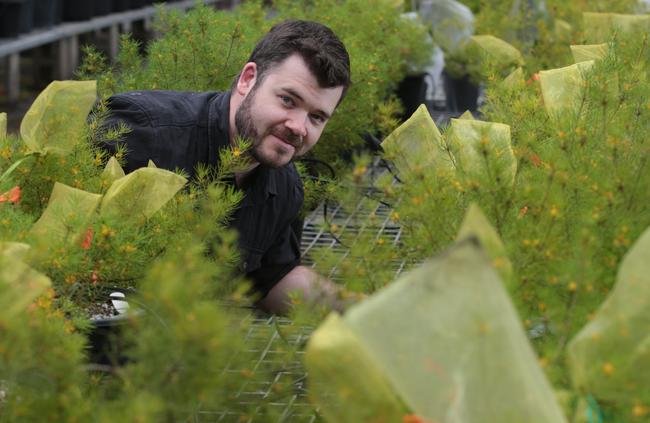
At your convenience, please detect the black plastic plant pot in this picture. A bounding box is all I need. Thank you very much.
[111,0,131,12]
[62,0,93,21]
[396,73,429,119]
[442,70,479,114]
[130,0,151,8]
[33,0,58,29]
[86,288,133,369]
[0,0,34,38]
[88,314,130,368]
[93,0,112,17]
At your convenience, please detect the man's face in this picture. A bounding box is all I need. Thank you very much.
[234,54,344,168]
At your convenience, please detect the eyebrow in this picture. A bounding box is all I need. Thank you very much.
[283,88,331,120]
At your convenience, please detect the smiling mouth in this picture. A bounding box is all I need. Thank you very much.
[272,133,302,149]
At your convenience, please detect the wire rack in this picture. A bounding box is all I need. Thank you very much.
[197,314,319,422]
[198,165,412,422]
[197,104,464,421]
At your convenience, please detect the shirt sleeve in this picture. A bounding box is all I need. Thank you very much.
[246,218,302,298]
[101,94,156,173]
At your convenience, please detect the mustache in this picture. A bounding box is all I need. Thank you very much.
[271,128,303,148]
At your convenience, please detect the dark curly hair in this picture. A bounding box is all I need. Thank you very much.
[234,20,351,103]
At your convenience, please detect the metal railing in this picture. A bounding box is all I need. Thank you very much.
[0,0,238,102]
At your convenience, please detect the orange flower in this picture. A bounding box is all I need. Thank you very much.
[81,227,94,250]
[530,154,542,167]
[0,185,21,204]
[91,270,99,285]
[403,415,432,423]
[518,205,529,218]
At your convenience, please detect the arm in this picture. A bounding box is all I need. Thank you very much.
[258,265,343,314]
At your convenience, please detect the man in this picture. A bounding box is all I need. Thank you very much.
[101,20,351,313]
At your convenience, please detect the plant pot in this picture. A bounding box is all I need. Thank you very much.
[93,0,112,17]
[130,0,151,8]
[442,69,479,114]
[396,73,430,119]
[0,0,34,38]
[87,288,132,368]
[112,0,131,12]
[33,0,58,29]
[62,0,93,21]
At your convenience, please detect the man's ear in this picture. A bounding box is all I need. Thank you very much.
[236,62,257,96]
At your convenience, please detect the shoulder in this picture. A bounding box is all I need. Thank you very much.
[107,90,224,127]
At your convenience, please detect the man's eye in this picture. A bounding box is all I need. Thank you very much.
[310,114,325,125]
[280,95,294,106]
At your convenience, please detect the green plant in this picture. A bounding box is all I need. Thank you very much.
[304,20,650,420]
[78,1,433,170]
[0,80,319,421]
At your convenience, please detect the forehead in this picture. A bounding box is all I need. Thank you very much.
[260,54,343,116]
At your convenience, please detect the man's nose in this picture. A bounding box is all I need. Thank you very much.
[285,110,308,138]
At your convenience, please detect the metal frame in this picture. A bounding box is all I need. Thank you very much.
[0,0,235,101]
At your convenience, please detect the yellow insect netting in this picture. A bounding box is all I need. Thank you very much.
[30,182,102,245]
[570,44,609,64]
[99,167,187,222]
[539,61,594,119]
[101,156,126,184]
[381,104,454,176]
[305,313,408,423]
[20,80,97,155]
[501,67,525,90]
[456,204,513,288]
[469,35,524,73]
[567,226,650,404]
[583,12,650,44]
[447,117,517,187]
[458,110,474,120]
[0,112,6,139]
[554,19,573,41]
[0,241,30,262]
[0,254,51,317]
[306,239,567,423]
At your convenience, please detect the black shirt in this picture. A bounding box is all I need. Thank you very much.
[102,90,303,296]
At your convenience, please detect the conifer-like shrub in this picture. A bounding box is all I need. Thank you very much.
[306,19,650,421]
[78,0,433,169]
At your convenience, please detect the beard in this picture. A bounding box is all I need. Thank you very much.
[234,89,303,168]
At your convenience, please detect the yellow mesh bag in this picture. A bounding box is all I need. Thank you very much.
[458,110,474,120]
[0,242,31,262]
[20,80,97,155]
[307,240,567,422]
[583,12,650,43]
[554,19,573,41]
[456,204,513,289]
[539,61,594,119]
[30,182,102,244]
[0,112,6,139]
[470,35,524,71]
[501,67,525,90]
[570,44,609,64]
[101,156,126,184]
[0,255,51,317]
[100,167,187,222]
[305,313,408,423]
[567,226,650,403]
[381,104,454,176]
[447,118,517,187]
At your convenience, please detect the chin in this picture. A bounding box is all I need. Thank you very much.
[253,149,293,169]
